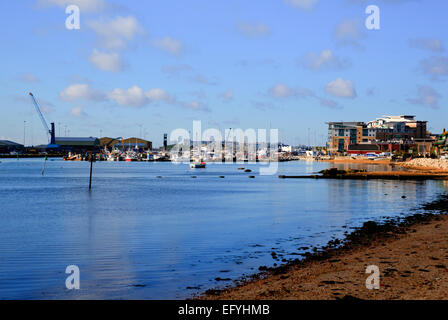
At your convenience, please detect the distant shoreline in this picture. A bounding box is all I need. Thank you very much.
[0,155,63,159]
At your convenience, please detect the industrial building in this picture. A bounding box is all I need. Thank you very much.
[0,140,24,154]
[99,137,152,151]
[55,137,100,153]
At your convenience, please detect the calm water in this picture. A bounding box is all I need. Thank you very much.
[0,159,447,299]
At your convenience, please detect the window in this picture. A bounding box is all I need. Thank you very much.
[338,139,345,152]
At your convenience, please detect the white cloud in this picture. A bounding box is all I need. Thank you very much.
[407,85,441,109]
[108,86,174,107]
[271,84,292,98]
[283,0,318,10]
[70,107,87,118]
[146,88,174,103]
[89,49,124,72]
[108,86,148,107]
[334,19,365,48]
[270,84,313,98]
[40,103,54,114]
[88,16,143,50]
[152,37,184,55]
[36,0,107,12]
[220,90,234,101]
[325,78,357,98]
[186,101,200,110]
[410,38,444,52]
[19,73,39,83]
[193,74,217,85]
[350,0,423,4]
[237,22,270,37]
[419,56,448,80]
[267,83,340,109]
[161,64,193,76]
[319,98,341,109]
[60,83,106,102]
[301,50,351,71]
[184,101,210,112]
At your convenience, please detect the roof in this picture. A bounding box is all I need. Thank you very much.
[99,137,118,147]
[348,144,380,151]
[327,122,365,129]
[369,115,423,124]
[122,137,151,144]
[327,122,364,125]
[99,137,152,148]
[55,137,99,147]
[120,143,148,148]
[0,140,24,147]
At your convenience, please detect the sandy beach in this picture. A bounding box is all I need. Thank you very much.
[202,212,448,300]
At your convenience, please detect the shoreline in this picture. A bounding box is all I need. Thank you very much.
[321,158,392,165]
[322,157,448,171]
[0,155,63,159]
[199,194,448,300]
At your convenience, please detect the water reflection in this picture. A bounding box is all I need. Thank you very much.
[0,159,445,299]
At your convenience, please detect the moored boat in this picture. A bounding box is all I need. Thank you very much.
[190,162,206,169]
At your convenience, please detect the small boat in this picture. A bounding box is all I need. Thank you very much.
[124,150,138,162]
[190,162,206,169]
[64,155,81,161]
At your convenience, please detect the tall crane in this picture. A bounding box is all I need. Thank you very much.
[29,93,56,145]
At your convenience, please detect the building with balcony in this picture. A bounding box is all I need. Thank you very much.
[327,122,377,153]
[327,115,430,155]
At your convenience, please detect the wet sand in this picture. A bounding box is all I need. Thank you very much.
[201,197,448,300]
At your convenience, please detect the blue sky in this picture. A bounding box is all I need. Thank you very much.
[0,0,447,146]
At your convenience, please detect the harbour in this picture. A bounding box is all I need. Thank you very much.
[2,0,448,306]
[0,159,446,299]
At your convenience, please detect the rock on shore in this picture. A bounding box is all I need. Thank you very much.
[402,158,448,170]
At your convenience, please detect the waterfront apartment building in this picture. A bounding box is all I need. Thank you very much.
[327,115,429,154]
[327,122,377,153]
[367,115,427,141]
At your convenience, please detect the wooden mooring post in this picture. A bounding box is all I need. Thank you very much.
[88,151,95,190]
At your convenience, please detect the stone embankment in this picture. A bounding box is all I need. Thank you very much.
[401,158,448,171]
